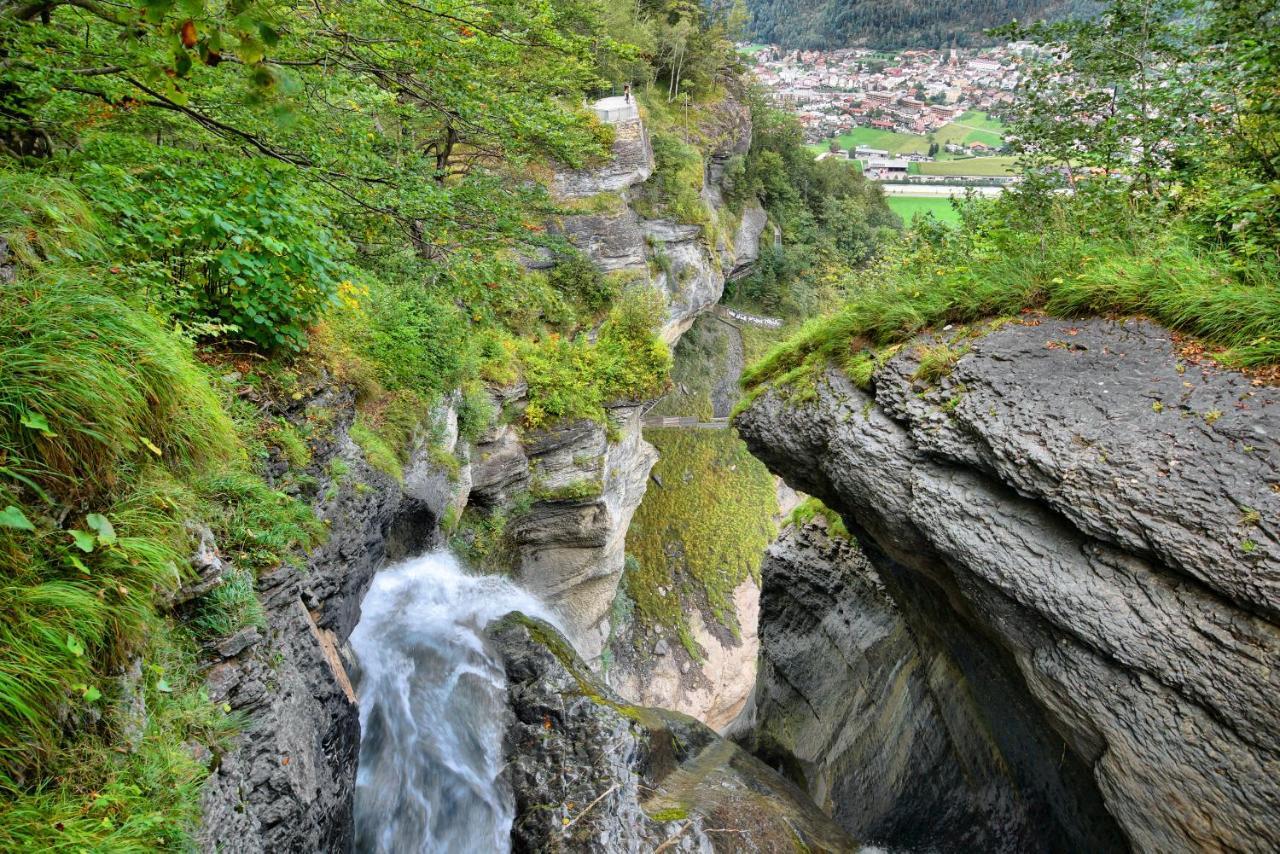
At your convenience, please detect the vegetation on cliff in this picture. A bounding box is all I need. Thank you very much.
[743,0,1280,396]
[0,0,749,845]
[624,428,777,658]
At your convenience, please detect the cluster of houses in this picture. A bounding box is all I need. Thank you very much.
[746,44,1027,142]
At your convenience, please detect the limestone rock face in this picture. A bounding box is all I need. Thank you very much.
[736,520,1118,852]
[489,614,857,853]
[507,403,658,661]
[644,218,727,345]
[728,200,768,279]
[552,90,758,344]
[609,576,761,732]
[199,390,465,853]
[735,317,1280,853]
[553,112,654,199]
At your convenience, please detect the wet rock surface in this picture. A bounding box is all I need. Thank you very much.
[735,317,1280,853]
[198,389,461,853]
[489,614,857,853]
[736,521,1118,852]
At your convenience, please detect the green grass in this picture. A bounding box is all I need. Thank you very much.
[830,127,930,156]
[0,174,322,850]
[742,188,1280,398]
[623,428,777,659]
[916,157,1020,177]
[932,112,1007,150]
[886,196,961,225]
[956,110,1007,132]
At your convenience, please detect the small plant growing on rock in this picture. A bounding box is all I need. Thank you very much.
[912,342,970,386]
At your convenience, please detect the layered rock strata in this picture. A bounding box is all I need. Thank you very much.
[735,317,1280,853]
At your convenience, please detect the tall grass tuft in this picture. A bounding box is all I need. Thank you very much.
[742,190,1280,392]
[0,272,237,504]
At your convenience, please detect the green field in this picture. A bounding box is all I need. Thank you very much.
[916,156,1020,176]
[830,127,930,156]
[933,114,1005,149]
[886,195,961,225]
[816,112,1007,160]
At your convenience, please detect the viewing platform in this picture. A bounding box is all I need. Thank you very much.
[593,95,640,124]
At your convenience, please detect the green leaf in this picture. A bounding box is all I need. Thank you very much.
[86,513,117,546]
[177,0,204,15]
[259,23,280,47]
[0,505,35,532]
[143,0,176,24]
[156,678,173,693]
[68,554,91,575]
[66,634,85,657]
[70,529,96,553]
[19,411,57,437]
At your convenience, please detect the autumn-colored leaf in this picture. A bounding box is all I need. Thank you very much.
[180,19,197,49]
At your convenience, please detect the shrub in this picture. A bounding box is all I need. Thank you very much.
[520,286,671,429]
[352,278,480,397]
[547,251,618,315]
[78,141,343,352]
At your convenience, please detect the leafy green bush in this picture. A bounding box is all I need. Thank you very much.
[79,141,343,352]
[633,130,710,227]
[349,278,480,398]
[520,286,671,429]
[547,251,618,315]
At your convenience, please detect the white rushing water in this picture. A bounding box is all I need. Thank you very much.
[349,551,558,853]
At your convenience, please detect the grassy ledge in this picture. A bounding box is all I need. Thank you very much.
[741,187,1280,398]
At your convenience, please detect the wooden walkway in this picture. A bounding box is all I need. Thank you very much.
[713,305,784,330]
[641,416,731,430]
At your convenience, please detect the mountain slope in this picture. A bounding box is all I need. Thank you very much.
[747,0,1100,49]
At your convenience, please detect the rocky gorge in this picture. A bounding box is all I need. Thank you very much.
[193,98,1279,854]
[194,91,778,848]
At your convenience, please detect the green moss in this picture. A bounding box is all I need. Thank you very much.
[647,806,689,822]
[624,429,778,658]
[531,477,603,503]
[787,498,851,540]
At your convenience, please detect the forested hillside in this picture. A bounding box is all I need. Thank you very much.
[746,0,1099,49]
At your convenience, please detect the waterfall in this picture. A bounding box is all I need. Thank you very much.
[349,551,558,853]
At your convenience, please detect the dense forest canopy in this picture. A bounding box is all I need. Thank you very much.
[745,0,1100,49]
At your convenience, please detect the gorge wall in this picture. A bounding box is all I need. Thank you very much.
[735,317,1280,852]
[197,92,766,847]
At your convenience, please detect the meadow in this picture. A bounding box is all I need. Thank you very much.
[886,195,962,225]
